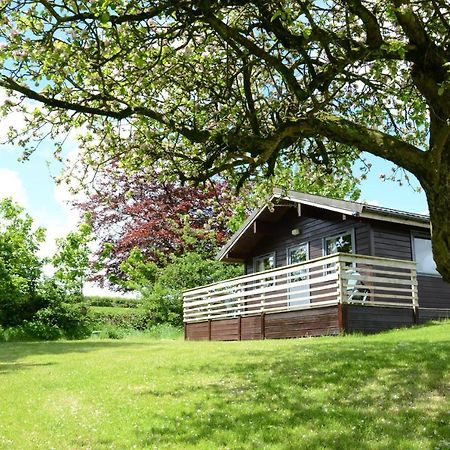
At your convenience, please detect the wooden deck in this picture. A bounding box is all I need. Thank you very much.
[183,253,420,340]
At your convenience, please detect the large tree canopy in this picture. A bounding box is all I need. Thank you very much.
[0,1,449,277]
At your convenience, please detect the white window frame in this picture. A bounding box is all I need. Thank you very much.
[286,242,309,266]
[253,252,276,273]
[323,229,355,257]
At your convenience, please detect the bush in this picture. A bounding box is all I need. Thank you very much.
[21,320,63,341]
[0,294,50,328]
[141,252,243,327]
[31,303,93,340]
[97,325,128,339]
[141,285,183,326]
[85,296,142,308]
[90,309,150,330]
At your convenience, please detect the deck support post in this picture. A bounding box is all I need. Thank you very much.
[184,323,187,340]
[337,303,344,334]
[208,319,212,341]
[238,316,242,340]
[261,312,266,339]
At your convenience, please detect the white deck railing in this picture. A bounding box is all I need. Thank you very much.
[183,253,418,323]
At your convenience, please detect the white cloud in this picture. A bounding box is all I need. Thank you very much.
[83,283,139,298]
[0,168,28,205]
[35,181,82,260]
[0,88,28,142]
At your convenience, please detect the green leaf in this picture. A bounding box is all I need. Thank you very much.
[99,12,110,24]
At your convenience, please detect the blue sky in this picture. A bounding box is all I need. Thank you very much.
[354,153,428,214]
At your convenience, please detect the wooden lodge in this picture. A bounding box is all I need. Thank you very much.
[183,190,450,340]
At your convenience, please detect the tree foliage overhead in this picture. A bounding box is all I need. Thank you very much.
[0,1,450,277]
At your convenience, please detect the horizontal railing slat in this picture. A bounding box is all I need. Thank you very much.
[183,253,418,323]
[184,271,338,307]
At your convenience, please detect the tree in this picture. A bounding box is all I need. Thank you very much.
[75,166,236,284]
[1,2,449,277]
[0,198,46,325]
[52,220,93,300]
[139,251,243,326]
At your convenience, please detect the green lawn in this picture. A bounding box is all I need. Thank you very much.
[0,323,449,450]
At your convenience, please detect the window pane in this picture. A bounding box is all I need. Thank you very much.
[414,238,439,275]
[255,254,275,272]
[288,245,307,264]
[325,233,353,255]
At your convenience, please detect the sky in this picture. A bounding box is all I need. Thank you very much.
[0,92,429,296]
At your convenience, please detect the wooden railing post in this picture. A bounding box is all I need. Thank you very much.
[207,290,211,320]
[337,256,347,304]
[411,263,419,323]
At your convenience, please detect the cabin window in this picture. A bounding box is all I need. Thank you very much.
[413,237,439,276]
[287,243,310,307]
[254,253,275,272]
[324,232,354,255]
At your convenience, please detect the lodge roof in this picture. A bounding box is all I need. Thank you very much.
[217,189,430,262]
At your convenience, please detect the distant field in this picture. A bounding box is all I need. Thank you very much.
[0,322,449,449]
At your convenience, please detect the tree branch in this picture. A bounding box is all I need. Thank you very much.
[224,114,428,181]
[0,76,209,143]
[202,12,308,101]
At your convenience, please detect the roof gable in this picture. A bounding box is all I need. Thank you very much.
[217,189,430,262]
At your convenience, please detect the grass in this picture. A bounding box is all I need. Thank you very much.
[0,322,449,449]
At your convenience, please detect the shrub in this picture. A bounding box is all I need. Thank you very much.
[97,325,128,339]
[90,309,149,330]
[22,320,63,341]
[141,252,243,327]
[31,303,93,340]
[85,296,142,308]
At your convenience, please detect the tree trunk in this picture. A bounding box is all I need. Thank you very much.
[423,146,450,283]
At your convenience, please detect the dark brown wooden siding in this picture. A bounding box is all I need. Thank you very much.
[185,307,340,341]
[264,306,340,339]
[417,276,450,308]
[241,316,262,340]
[210,318,240,341]
[185,322,210,341]
[343,305,414,333]
[245,213,371,274]
[418,308,450,323]
[371,223,412,260]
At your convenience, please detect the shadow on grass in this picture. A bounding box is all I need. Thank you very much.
[136,329,450,448]
[0,340,157,369]
[0,361,55,374]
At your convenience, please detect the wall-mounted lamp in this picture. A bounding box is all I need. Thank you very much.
[291,228,301,236]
